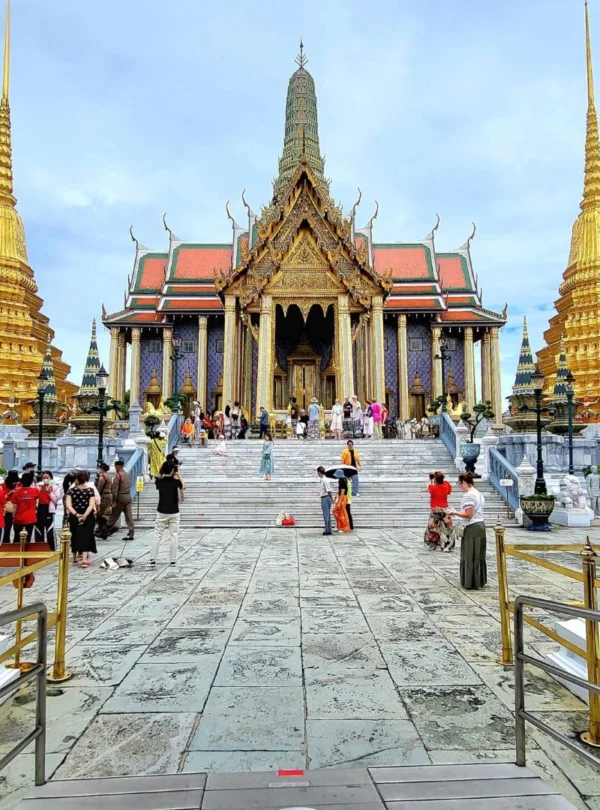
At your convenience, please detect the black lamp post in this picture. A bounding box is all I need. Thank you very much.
[530,365,547,495]
[435,336,451,413]
[36,371,49,476]
[566,369,575,476]
[171,336,183,411]
[96,365,110,466]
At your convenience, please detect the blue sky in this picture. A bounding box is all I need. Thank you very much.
[10,0,593,403]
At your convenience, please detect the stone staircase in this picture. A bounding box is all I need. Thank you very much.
[135,438,514,528]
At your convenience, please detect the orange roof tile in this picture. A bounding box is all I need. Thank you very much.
[161,298,223,311]
[440,309,497,323]
[170,244,232,281]
[135,255,167,292]
[385,297,443,310]
[373,244,434,280]
[437,254,472,291]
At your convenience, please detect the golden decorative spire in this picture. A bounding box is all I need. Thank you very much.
[0,0,13,202]
[582,0,600,210]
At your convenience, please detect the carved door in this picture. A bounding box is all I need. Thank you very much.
[293,363,316,410]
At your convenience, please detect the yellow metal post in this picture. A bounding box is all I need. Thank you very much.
[495,522,513,666]
[581,537,600,747]
[47,525,72,683]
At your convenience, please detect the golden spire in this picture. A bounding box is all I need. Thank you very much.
[583,0,600,210]
[0,0,12,202]
[3,0,9,101]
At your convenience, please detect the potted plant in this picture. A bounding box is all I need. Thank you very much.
[144,415,160,437]
[458,401,495,475]
[519,493,555,531]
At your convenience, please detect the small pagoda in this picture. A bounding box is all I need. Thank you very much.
[23,334,65,437]
[506,317,552,433]
[69,320,115,435]
[546,337,586,435]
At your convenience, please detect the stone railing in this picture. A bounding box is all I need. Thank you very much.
[167,413,183,454]
[440,412,457,458]
[489,447,519,512]
[125,449,145,505]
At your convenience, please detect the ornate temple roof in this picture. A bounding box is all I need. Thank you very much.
[78,319,101,396]
[552,337,572,401]
[103,47,505,331]
[513,316,536,395]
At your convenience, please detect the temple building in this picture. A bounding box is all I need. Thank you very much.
[103,47,506,422]
[538,2,600,402]
[0,1,76,419]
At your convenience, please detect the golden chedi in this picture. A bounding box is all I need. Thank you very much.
[538,2,600,401]
[0,0,75,421]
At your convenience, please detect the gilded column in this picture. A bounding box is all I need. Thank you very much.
[490,326,504,425]
[337,295,354,400]
[197,316,208,408]
[464,327,476,410]
[255,295,273,416]
[397,314,409,419]
[107,328,119,400]
[355,332,365,402]
[481,331,492,404]
[117,330,127,403]
[243,321,253,416]
[222,295,237,408]
[431,325,442,400]
[371,296,385,404]
[130,327,141,405]
[162,327,173,399]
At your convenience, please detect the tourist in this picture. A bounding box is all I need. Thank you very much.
[260,432,274,481]
[9,471,39,544]
[381,403,389,437]
[167,449,185,500]
[181,417,195,444]
[333,470,351,533]
[340,439,361,497]
[65,470,97,566]
[214,434,228,456]
[238,415,250,439]
[105,458,135,541]
[330,398,343,440]
[149,460,183,566]
[223,404,232,439]
[231,401,241,438]
[449,473,487,590]
[373,399,384,439]
[342,397,353,437]
[317,466,334,535]
[299,409,309,438]
[424,471,454,552]
[203,411,215,439]
[193,401,202,426]
[0,469,19,544]
[94,463,113,539]
[363,399,373,438]
[259,406,269,439]
[308,397,320,440]
[36,471,60,550]
[289,397,299,436]
[351,395,363,438]
[148,430,167,478]
[420,415,431,438]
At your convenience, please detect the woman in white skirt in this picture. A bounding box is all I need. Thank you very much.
[330,399,343,440]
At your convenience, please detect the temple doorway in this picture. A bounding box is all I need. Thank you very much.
[274,304,334,409]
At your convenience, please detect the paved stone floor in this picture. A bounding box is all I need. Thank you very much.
[1,525,599,809]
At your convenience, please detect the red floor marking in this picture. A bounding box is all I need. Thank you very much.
[277,769,305,777]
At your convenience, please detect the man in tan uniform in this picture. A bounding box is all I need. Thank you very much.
[105,459,135,540]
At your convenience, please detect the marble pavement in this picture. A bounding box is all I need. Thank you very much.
[0,525,599,809]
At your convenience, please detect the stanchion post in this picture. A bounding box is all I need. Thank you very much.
[581,537,600,747]
[495,521,513,666]
[47,524,72,683]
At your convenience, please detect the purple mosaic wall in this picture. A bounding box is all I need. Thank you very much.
[384,319,398,416]
[207,320,224,409]
[445,332,465,394]
[140,336,163,399]
[251,339,258,415]
[407,322,432,398]
[173,321,198,392]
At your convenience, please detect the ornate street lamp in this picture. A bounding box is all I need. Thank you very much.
[96,365,110,466]
[566,369,575,475]
[36,371,49,475]
[435,336,451,413]
[171,336,183,411]
[530,365,547,495]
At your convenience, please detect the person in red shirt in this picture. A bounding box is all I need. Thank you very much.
[9,471,39,544]
[0,469,20,543]
[424,471,455,552]
[36,471,61,550]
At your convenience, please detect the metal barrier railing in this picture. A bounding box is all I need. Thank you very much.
[0,525,72,682]
[495,523,600,745]
[0,602,48,785]
[514,595,600,765]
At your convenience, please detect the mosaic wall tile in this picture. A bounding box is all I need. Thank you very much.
[444,332,465,395]
[174,321,198,393]
[384,319,398,416]
[407,322,432,397]
[251,338,258,416]
[140,337,163,398]
[207,320,224,409]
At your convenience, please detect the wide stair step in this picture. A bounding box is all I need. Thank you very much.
[17,763,576,808]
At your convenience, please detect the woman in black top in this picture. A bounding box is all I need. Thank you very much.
[337,474,354,531]
[66,471,97,567]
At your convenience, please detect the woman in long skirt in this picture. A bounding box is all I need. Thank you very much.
[259,433,274,481]
[66,471,97,567]
[424,472,454,551]
[449,472,487,589]
[332,471,351,533]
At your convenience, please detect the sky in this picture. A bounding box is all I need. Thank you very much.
[8,0,594,404]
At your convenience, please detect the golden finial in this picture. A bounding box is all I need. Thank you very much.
[0,0,13,202]
[2,0,9,101]
[582,0,600,209]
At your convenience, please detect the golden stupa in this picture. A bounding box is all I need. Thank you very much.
[0,0,75,421]
[538,2,600,400]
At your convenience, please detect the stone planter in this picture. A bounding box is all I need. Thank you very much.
[460,442,480,475]
[520,495,555,532]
